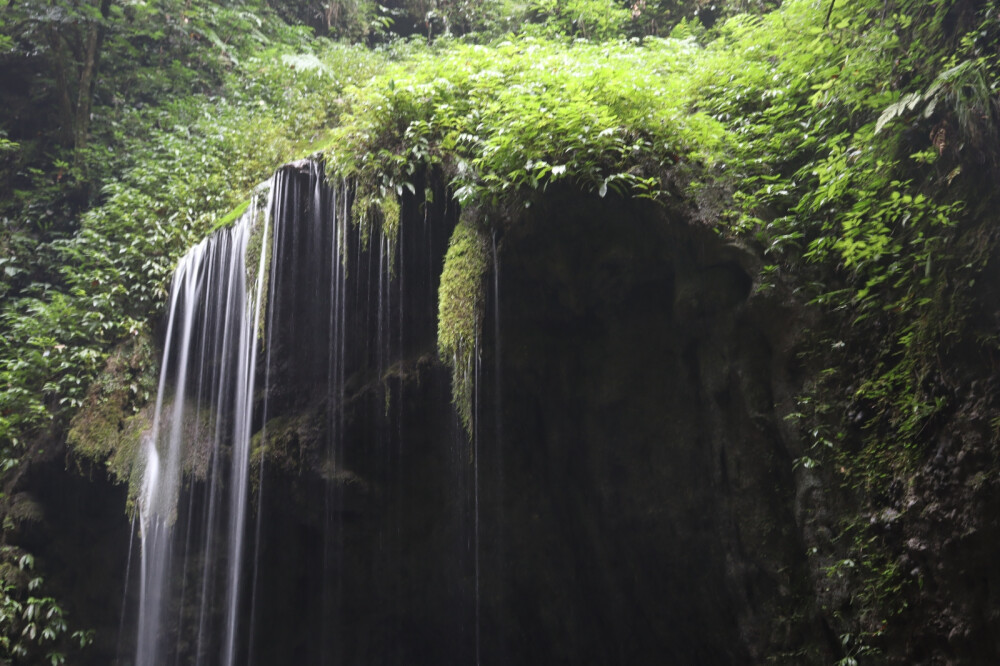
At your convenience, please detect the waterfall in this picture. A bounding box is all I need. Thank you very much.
[127,160,475,665]
[133,175,274,666]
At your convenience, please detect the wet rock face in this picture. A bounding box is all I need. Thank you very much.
[9,449,133,665]
[850,378,1000,665]
[485,191,834,663]
[242,170,481,665]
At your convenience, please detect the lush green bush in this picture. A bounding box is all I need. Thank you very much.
[693,0,999,655]
[696,0,997,466]
[329,35,722,209]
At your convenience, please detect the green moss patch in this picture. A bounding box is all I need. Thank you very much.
[67,327,158,501]
[210,199,252,234]
[437,216,490,433]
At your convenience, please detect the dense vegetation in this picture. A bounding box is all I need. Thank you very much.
[1,0,998,661]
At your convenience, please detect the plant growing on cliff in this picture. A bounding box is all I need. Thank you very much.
[693,0,1000,656]
[327,32,729,430]
[0,549,92,664]
[327,35,724,213]
[437,216,490,433]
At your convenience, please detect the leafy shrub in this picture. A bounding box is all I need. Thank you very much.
[329,35,723,211]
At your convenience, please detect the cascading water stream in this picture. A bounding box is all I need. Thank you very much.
[107,150,819,666]
[473,328,481,666]
[115,515,137,664]
[133,177,274,666]
[126,160,476,665]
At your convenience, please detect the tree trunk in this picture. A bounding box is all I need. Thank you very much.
[46,28,76,145]
[73,0,113,158]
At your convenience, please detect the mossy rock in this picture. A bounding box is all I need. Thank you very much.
[67,328,158,498]
[6,492,43,527]
[250,409,323,478]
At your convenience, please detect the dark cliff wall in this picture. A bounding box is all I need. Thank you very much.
[18,173,1000,664]
[228,179,840,663]
[481,190,834,663]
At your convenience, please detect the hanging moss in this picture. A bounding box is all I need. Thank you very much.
[437,215,490,434]
[65,325,224,514]
[249,410,319,478]
[350,175,402,263]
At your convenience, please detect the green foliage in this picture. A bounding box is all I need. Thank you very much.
[876,56,999,148]
[327,32,727,425]
[0,0,995,659]
[329,35,723,211]
[520,0,630,40]
[324,3,998,482]
[684,0,1000,655]
[438,216,490,433]
[0,547,92,664]
[366,0,773,43]
[0,39,378,456]
[0,0,300,198]
[329,0,632,43]
[66,328,157,496]
[712,0,994,452]
[420,0,530,40]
